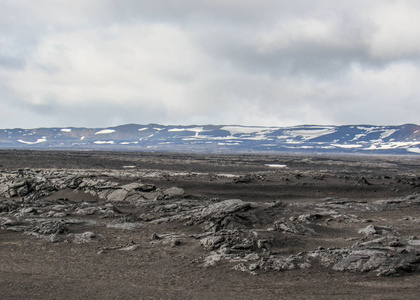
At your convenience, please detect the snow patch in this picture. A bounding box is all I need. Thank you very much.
[351,134,367,141]
[332,144,363,149]
[18,137,47,145]
[169,127,205,133]
[283,128,336,140]
[60,128,71,132]
[217,173,239,178]
[94,141,115,145]
[265,164,287,168]
[95,129,116,135]
[221,126,278,135]
[169,127,209,138]
[241,136,269,140]
[407,148,420,154]
[380,129,397,139]
[357,126,380,132]
[364,141,420,150]
[139,134,154,140]
[120,141,139,145]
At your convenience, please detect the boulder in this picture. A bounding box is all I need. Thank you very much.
[33,221,69,235]
[200,235,225,249]
[358,225,398,237]
[198,199,252,220]
[358,225,377,236]
[106,189,128,201]
[163,187,185,197]
[120,182,156,192]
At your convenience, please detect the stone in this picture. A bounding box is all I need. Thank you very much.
[75,207,97,215]
[272,221,315,235]
[358,225,398,237]
[106,189,128,202]
[71,232,97,243]
[407,239,420,246]
[297,214,322,222]
[332,248,420,276]
[139,191,163,200]
[171,239,181,247]
[198,199,252,220]
[358,225,377,236]
[34,221,69,235]
[200,236,225,249]
[151,232,160,240]
[119,244,140,251]
[164,187,185,197]
[20,207,37,214]
[121,182,156,192]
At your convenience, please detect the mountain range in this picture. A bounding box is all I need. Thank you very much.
[1,123,419,155]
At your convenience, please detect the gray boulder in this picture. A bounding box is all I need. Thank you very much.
[163,187,185,197]
[106,189,129,201]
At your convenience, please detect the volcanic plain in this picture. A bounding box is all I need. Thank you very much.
[1,150,419,299]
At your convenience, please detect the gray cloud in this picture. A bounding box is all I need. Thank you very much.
[1,0,419,129]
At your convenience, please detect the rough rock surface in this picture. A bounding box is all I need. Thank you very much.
[1,151,420,299]
[1,168,419,279]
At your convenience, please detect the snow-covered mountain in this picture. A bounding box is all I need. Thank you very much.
[1,123,419,154]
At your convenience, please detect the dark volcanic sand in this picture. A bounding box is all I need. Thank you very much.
[0,150,419,299]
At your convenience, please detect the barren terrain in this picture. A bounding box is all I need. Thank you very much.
[1,150,419,299]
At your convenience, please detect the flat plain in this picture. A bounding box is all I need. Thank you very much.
[0,150,419,299]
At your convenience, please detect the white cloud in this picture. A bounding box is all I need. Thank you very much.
[5,23,207,110]
[366,2,420,59]
[0,0,419,128]
[257,17,352,54]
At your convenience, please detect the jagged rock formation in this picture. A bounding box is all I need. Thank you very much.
[1,168,419,277]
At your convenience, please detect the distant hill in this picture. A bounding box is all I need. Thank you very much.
[0,123,419,154]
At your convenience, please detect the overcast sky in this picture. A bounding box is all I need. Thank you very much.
[1,1,420,129]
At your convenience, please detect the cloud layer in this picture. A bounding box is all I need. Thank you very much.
[1,0,420,128]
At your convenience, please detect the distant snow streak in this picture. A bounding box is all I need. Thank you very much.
[221,126,278,135]
[120,141,139,145]
[380,129,397,139]
[407,148,420,154]
[364,141,420,150]
[218,142,240,145]
[18,137,47,144]
[332,144,363,149]
[283,128,336,140]
[95,129,116,135]
[169,127,205,133]
[94,141,115,144]
[265,164,287,168]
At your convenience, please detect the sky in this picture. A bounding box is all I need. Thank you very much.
[1,0,420,129]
